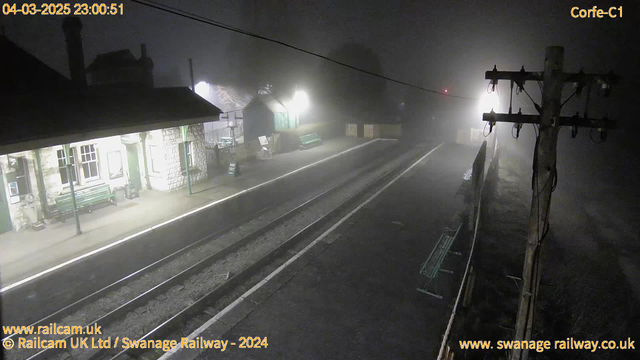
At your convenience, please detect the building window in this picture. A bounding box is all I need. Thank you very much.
[80,144,100,180]
[57,148,77,185]
[149,145,161,173]
[178,141,193,172]
[107,151,123,180]
[6,156,31,199]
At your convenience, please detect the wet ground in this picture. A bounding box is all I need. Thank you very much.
[457,134,640,360]
[175,143,480,360]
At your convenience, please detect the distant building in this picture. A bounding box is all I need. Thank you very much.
[86,46,154,88]
[0,17,220,233]
[243,94,299,141]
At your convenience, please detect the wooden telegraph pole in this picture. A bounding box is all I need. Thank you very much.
[481,46,618,360]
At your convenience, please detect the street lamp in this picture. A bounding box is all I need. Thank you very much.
[291,90,309,128]
[195,81,210,98]
[479,91,500,114]
[227,117,241,176]
[292,90,309,113]
[227,118,236,147]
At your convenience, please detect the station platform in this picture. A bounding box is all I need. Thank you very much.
[0,137,380,288]
[173,143,480,360]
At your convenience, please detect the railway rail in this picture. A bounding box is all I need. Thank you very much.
[2,142,432,360]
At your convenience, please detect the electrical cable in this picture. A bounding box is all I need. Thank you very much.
[131,0,477,100]
[560,90,577,108]
[483,121,491,137]
[521,87,540,111]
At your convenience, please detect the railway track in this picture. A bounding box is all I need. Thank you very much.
[4,143,424,360]
[1,139,396,328]
[111,144,433,360]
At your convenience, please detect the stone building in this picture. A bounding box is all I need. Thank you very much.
[0,18,219,233]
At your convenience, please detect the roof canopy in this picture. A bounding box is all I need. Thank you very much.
[0,35,73,97]
[247,93,290,114]
[1,87,222,154]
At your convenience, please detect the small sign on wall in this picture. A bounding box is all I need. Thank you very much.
[228,162,240,177]
[8,182,18,196]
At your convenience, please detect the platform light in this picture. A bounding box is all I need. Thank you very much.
[479,91,500,114]
[195,81,210,98]
[292,90,309,113]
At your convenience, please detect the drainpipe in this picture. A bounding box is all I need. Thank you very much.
[188,58,195,92]
[185,58,195,194]
[139,132,152,190]
[33,149,49,218]
[181,125,192,196]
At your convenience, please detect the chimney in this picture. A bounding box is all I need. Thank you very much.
[62,17,86,88]
[139,43,154,88]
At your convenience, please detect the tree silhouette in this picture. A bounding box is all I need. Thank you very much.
[314,43,386,122]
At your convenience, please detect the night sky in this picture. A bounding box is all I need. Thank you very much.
[2,1,635,93]
[2,0,638,143]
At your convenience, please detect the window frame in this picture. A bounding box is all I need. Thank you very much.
[149,144,162,174]
[179,141,193,172]
[10,156,31,199]
[106,150,124,180]
[57,148,78,186]
[80,144,100,181]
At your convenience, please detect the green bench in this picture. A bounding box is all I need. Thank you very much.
[56,183,116,221]
[299,133,322,149]
[417,223,462,298]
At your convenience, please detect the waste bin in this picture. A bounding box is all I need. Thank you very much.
[114,186,126,203]
[124,183,139,199]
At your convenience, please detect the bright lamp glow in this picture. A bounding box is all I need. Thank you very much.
[479,92,500,113]
[195,81,210,97]
[292,91,309,113]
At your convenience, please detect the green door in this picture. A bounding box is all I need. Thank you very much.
[0,168,13,233]
[126,144,142,191]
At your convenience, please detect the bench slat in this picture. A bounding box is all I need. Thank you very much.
[56,183,114,215]
[417,223,462,297]
[300,133,322,147]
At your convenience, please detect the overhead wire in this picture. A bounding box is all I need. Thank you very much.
[560,90,577,108]
[521,86,540,111]
[130,0,477,100]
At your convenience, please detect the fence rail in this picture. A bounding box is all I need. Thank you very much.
[205,139,263,171]
[437,131,499,360]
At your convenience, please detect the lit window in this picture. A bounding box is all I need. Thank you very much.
[149,145,161,173]
[107,151,123,180]
[6,156,31,199]
[179,142,193,172]
[57,148,77,185]
[80,144,100,180]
